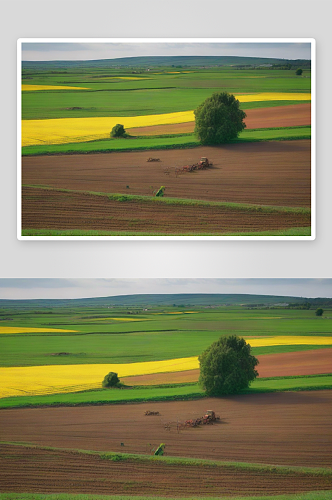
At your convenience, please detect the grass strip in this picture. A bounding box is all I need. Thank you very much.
[0,375,331,409]
[1,493,332,500]
[2,441,332,476]
[23,185,311,215]
[21,127,311,156]
[21,227,312,237]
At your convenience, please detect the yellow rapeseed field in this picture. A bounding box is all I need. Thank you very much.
[22,85,90,91]
[21,92,311,147]
[22,111,194,146]
[247,336,332,347]
[0,326,78,334]
[237,92,310,102]
[0,357,198,398]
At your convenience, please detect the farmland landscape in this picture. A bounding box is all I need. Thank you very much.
[20,46,312,236]
[0,288,331,499]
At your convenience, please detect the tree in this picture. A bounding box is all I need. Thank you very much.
[194,92,246,145]
[315,308,324,317]
[296,68,303,76]
[102,372,121,388]
[198,335,259,396]
[111,124,126,138]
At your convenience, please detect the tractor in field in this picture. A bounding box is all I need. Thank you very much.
[203,410,220,424]
[198,157,213,169]
[177,410,220,430]
[175,158,213,176]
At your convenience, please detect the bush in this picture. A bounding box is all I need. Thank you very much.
[199,335,259,396]
[296,68,303,76]
[111,124,126,138]
[315,308,324,317]
[194,92,246,145]
[102,372,121,388]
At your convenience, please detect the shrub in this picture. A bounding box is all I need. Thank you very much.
[199,335,259,396]
[102,372,121,388]
[315,308,324,317]
[111,124,126,138]
[194,92,246,145]
[296,68,303,76]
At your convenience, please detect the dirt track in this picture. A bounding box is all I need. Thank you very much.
[1,391,331,468]
[1,444,331,497]
[126,103,311,135]
[122,349,332,385]
[22,186,311,234]
[22,140,311,207]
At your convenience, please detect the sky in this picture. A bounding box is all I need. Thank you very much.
[0,279,330,300]
[21,42,312,62]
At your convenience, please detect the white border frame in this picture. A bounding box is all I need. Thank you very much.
[17,38,316,241]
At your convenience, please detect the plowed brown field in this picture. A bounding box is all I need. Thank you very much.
[122,349,332,385]
[22,140,311,207]
[22,186,311,234]
[1,444,331,497]
[1,391,331,468]
[126,103,311,135]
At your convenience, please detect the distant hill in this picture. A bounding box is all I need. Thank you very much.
[22,55,311,71]
[0,293,330,310]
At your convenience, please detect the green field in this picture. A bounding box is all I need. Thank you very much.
[22,65,311,156]
[21,126,311,156]
[22,227,312,237]
[1,307,331,368]
[1,304,331,408]
[22,67,311,120]
[1,375,331,409]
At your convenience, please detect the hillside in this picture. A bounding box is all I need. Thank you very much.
[0,293,329,309]
[21,55,311,71]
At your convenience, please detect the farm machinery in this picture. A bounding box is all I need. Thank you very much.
[178,410,220,430]
[175,157,213,176]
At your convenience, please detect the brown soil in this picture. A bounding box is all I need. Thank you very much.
[22,186,310,234]
[1,443,331,497]
[122,349,332,385]
[22,140,311,207]
[126,103,311,136]
[1,391,331,468]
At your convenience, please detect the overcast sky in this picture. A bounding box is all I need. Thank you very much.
[21,42,312,61]
[0,279,330,300]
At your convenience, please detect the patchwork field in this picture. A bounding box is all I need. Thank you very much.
[0,297,331,498]
[21,63,312,236]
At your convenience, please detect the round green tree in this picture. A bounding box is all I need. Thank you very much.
[315,308,324,316]
[194,92,246,145]
[296,68,303,76]
[102,372,120,388]
[111,124,126,138]
[199,335,259,396]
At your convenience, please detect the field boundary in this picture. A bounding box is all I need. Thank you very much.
[2,441,331,476]
[23,185,311,215]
